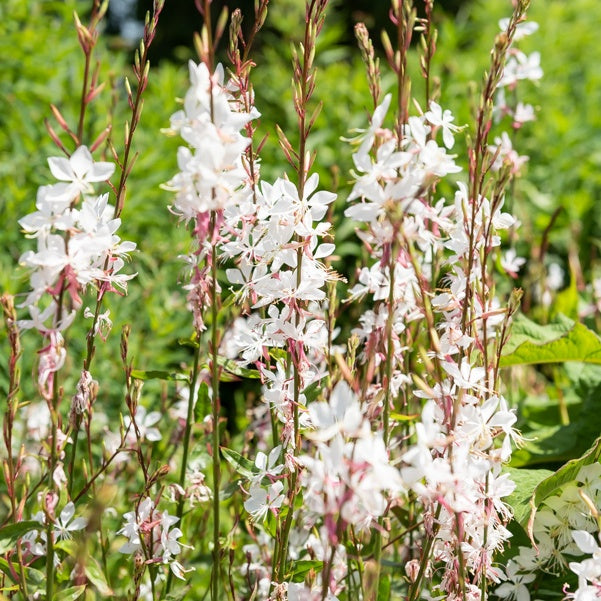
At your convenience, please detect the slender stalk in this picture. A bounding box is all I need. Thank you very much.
[164,341,202,595]
[210,224,222,601]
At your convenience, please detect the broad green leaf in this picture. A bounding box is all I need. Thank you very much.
[289,560,324,582]
[532,436,601,509]
[526,436,601,540]
[220,447,258,479]
[84,559,113,595]
[501,314,601,367]
[130,369,188,381]
[0,558,44,587]
[511,375,601,467]
[54,585,86,601]
[552,269,579,320]
[0,521,40,554]
[503,467,554,527]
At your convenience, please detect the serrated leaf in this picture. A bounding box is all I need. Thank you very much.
[501,314,601,367]
[220,447,258,479]
[503,467,554,527]
[130,369,188,381]
[0,521,40,554]
[54,584,86,601]
[84,559,113,595]
[289,560,324,582]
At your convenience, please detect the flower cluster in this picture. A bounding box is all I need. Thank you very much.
[17,146,135,399]
[301,381,403,534]
[496,463,601,601]
[346,57,523,596]
[18,146,134,318]
[118,496,188,579]
[164,60,258,332]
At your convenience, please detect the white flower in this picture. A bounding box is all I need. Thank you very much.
[124,405,162,442]
[244,481,285,521]
[46,146,114,202]
[54,502,88,541]
[425,101,461,149]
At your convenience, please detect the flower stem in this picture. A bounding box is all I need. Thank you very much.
[210,214,222,601]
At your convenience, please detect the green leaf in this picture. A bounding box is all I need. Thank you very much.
[501,314,601,367]
[264,507,282,536]
[526,436,601,540]
[552,268,579,320]
[165,588,191,601]
[193,381,210,423]
[503,467,554,527]
[54,539,77,556]
[220,447,258,479]
[511,373,601,467]
[0,558,44,587]
[301,381,321,403]
[177,336,199,349]
[269,348,288,362]
[0,521,40,554]
[289,560,324,582]
[130,369,188,381]
[389,412,420,423]
[54,585,86,601]
[84,559,113,595]
[220,479,243,501]
[216,357,261,380]
[377,572,391,601]
[532,436,601,509]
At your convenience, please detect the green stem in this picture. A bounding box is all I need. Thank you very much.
[211,220,222,601]
[164,341,202,596]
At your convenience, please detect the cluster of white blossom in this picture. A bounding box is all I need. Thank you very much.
[118,496,188,579]
[222,171,337,445]
[346,80,522,596]
[492,19,542,185]
[17,146,134,396]
[163,60,258,332]
[496,463,601,601]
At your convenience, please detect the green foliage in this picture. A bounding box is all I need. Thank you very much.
[504,467,555,528]
[501,313,601,366]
